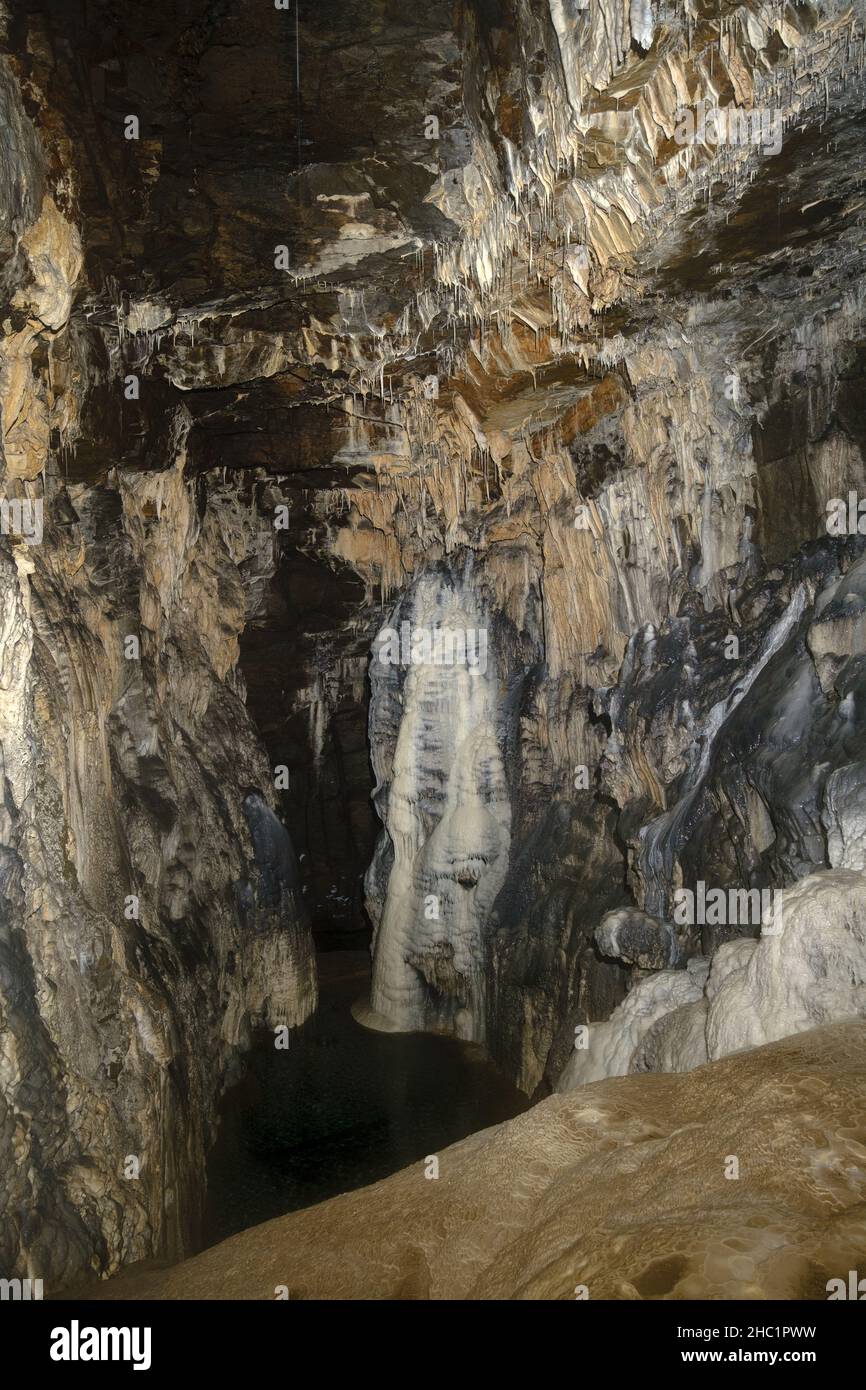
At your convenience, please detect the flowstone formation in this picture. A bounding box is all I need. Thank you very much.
[77,1023,866,1302]
[363,564,512,1040]
[2,0,866,1290]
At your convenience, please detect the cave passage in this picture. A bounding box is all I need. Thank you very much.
[6,0,866,1320]
[203,951,529,1246]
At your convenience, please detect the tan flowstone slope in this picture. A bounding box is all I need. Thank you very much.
[83,1022,866,1301]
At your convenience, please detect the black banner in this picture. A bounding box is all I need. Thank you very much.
[2,1295,861,1376]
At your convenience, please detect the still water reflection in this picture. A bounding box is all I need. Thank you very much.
[203,952,529,1246]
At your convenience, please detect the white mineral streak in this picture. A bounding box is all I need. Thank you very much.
[824,764,866,869]
[635,584,808,916]
[705,871,866,1059]
[629,0,655,52]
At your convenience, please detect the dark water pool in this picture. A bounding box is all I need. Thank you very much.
[203,952,530,1246]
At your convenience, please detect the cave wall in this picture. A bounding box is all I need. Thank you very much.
[348,0,866,1093]
[2,0,866,1286]
[0,46,316,1285]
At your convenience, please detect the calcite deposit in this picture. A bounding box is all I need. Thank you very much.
[77,1023,866,1301]
[1,0,866,1293]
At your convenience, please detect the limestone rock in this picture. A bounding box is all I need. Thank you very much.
[595,906,679,970]
[3,0,866,1290]
[823,763,866,870]
[558,869,866,1087]
[75,1023,866,1301]
[705,870,866,1061]
[557,957,708,1088]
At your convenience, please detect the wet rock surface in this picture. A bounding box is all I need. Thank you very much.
[2,0,866,1289]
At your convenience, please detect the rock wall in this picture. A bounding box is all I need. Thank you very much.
[0,56,316,1287]
[350,0,866,1095]
[3,0,866,1287]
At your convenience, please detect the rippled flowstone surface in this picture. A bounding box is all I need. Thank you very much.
[80,1022,866,1301]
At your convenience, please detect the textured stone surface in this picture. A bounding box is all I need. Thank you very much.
[0,453,318,1284]
[558,956,710,1086]
[3,0,866,1289]
[0,49,317,1284]
[824,763,866,870]
[364,565,516,1039]
[557,869,866,1086]
[595,906,680,970]
[77,1023,866,1301]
